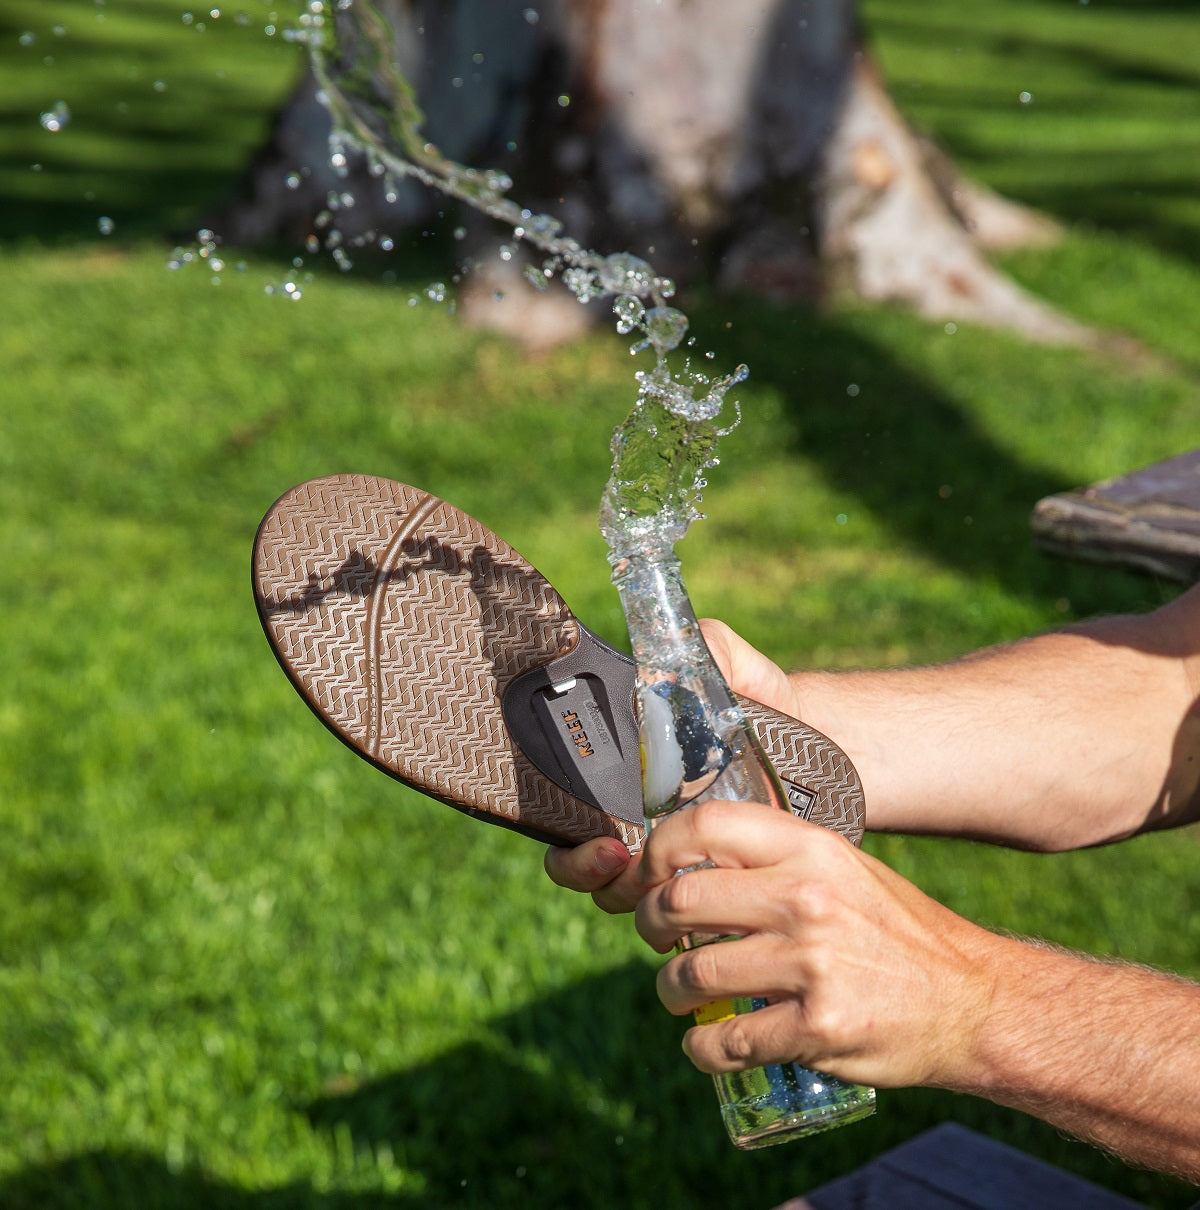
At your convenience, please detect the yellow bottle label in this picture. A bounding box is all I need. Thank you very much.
[693,997,736,1026]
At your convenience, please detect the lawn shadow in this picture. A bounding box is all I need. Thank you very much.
[689,293,1167,619]
[0,1150,397,1210]
[1,963,1191,1209]
[297,962,1194,1209]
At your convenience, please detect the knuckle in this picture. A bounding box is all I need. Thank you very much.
[681,943,723,998]
[804,997,850,1047]
[717,1014,758,1066]
[788,878,837,927]
[658,869,703,919]
[688,798,731,836]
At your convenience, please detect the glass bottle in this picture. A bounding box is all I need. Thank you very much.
[611,548,876,1149]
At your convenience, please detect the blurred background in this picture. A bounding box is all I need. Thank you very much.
[2,1,1199,1206]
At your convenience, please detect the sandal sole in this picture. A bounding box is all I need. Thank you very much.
[252,474,864,850]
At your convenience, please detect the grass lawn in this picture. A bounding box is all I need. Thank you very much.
[2,1,1200,1207]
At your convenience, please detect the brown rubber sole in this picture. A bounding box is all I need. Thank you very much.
[252,474,865,851]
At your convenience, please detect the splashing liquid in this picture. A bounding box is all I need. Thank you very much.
[303,0,745,563]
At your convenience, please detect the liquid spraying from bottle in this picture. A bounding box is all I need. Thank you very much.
[298,0,745,570]
[299,0,875,1146]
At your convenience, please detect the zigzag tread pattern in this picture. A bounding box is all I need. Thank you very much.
[253,474,636,846]
[740,698,865,847]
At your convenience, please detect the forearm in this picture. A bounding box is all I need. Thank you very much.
[793,589,1200,850]
[956,931,1200,1181]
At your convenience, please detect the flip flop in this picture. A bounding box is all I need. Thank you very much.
[251,474,865,851]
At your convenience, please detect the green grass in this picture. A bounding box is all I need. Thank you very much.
[2,1,1200,1207]
[0,0,298,242]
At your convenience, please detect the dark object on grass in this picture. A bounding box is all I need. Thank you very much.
[1031,450,1200,584]
[787,1121,1146,1209]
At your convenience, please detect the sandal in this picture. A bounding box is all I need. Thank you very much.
[252,474,864,851]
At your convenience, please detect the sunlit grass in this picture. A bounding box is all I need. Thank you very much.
[2,0,1200,1207]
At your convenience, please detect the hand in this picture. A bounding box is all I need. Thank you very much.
[697,618,803,722]
[634,799,1000,1091]
[543,618,803,911]
[543,836,643,914]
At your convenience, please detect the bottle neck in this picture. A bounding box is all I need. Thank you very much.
[610,549,711,678]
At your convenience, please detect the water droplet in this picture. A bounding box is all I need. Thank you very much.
[522,263,549,291]
[97,216,114,235]
[944,321,957,334]
[379,235,395,251]
[1019,91,1033,105]
[643,306,688,353]
[562,266,599,302]
[285,171,301,189]
[522,7,539,23]
[425,281,447,303]
[182,11,194,23]
[846,383,860,397]
[613,295,646,335]
[153,79,166,92]
[557,94,571,108]
[525,212,562,241]
[600,252,654,297]
[39,102,70,133]
[498,244,514,262]
[18,31,35,46]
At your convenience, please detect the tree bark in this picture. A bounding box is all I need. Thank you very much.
[213,0,1087,349]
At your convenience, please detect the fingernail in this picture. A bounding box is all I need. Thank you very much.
[594,845,627,876]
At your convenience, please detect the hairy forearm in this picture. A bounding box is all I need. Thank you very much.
[956,931,1200,1180]
[793,589,1200,850]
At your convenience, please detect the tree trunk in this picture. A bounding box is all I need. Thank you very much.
[214,0,1087,349]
